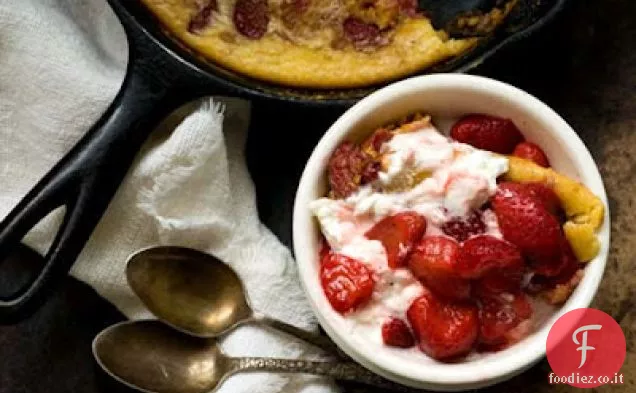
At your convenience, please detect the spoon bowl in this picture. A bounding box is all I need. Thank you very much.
[127,246,337,352]
[93,320,225,393]
[93,320,409,393]
[127,246,251,338]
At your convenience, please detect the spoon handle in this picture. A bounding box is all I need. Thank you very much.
[228,357,414,392]
[251,312,341,354]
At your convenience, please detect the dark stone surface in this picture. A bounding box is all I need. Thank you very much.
[1,0,634,392]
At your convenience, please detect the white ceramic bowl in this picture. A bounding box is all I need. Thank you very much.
[292,74,610,391]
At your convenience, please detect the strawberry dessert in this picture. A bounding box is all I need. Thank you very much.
[310,113,605,361]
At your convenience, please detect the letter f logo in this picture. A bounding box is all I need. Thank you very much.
[572,324,602,368]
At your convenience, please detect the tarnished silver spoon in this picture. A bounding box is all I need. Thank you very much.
[126,246,337,352]
[93,320,410,393]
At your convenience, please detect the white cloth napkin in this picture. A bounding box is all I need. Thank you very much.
[0,1,338,392]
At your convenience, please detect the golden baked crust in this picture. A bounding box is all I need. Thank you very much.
[503,156,605,262]
[140,0,478,88]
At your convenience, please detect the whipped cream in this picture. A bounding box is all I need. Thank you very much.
[309,122,509,344]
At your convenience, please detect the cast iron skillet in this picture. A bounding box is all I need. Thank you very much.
[0,0,569,322]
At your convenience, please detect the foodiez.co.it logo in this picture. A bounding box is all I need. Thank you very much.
[572,324,602,368]
[546,308,626,388]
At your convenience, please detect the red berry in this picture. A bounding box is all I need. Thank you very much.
[342,17,383,48]
[407,236,471,301]
[501,319,533,347]
[407,291,479,360]
[477,291,533,345]
[513,142,550,167]
[475,266,525,295]
[365,212,427,268]
[233,0,269,39]
[441,210,486,242]
[450,114,524,154]
[527,264,579,294]
[328,141,367,198]
[529,235,580,279]
[457,235,524,279]
[550,247,580,286]
[381,317,415,348]
[523,183,562,216]
[492,182,562,261]
[320,253,375,314]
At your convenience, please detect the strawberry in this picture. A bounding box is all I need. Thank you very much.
[529,236,580,284]
[547,247,580,285]
[381,317,415,348]
[450,114,524,154]
[320,253,375,313]
[441,210,486,242]
[501,319,532,348]
[477,291,533,345]
[407,236,471,301]
[365,212,427,268]
[492,182,562,261]
[475,266,525,295]
[513,141,550,167]
[407,291,479,360]
[523,182,562,217]
[477,320,533,352]
[528,267,583,305]
[457,235,524,279]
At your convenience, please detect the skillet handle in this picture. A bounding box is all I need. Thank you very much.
[0,10,204,322]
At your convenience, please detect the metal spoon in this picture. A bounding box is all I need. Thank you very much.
[126,246,337,352]
[93,320,411,393]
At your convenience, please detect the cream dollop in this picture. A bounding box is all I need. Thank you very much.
[309,123,509,344]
